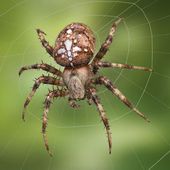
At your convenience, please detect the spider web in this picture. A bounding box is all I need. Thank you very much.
[0,0,170,170]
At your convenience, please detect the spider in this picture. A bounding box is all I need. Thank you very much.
[19,18,152,156]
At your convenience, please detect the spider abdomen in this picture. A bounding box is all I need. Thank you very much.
[54,23,95,67]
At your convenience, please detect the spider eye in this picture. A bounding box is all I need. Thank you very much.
[53,23,95,67]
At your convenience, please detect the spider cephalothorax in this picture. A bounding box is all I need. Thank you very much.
[19,18,152,156]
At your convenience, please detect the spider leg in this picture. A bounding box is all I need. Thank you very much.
[94,76,150,122]
[87,98,93,105]
[19,62,62,76]
[92,18,122,66]
[68,98,80,109]
[42,89,68,156]
[96,61,153,72]
[88,87,112,154]
[22,75,64,121]
[36,29,54,56]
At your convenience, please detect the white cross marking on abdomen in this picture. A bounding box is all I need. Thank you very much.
[64,39,73,60]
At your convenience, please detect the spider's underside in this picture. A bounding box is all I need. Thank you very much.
[19,18,152,156]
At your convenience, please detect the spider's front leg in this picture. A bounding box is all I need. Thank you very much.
[96,61,152,72]
[42,89,68,156]
[92,18,122,68]
[36,29,54,56]
[22,75,64,121]
[19,62,62,76]
[88,87,112,154]
[93,76,150,122]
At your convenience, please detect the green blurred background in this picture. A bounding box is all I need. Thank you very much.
[0,0,170,169]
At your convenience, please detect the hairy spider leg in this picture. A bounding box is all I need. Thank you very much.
[19,62,62,76]
[94,76,150,122]
[68,98,80,109]
[21,76,64,121]
[92,18,122,69]
[96,61,153,72]
[42,89,68,156]
[36,29,54,56]
[89,87,112,154]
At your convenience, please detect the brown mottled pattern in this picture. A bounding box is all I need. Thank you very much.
[54,23,95,67]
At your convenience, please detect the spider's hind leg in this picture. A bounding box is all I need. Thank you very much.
[96,61,152,72]
[22,75,64,121]
[94,76,150,122]
[88,87,112,154]
[42,89,68,156]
